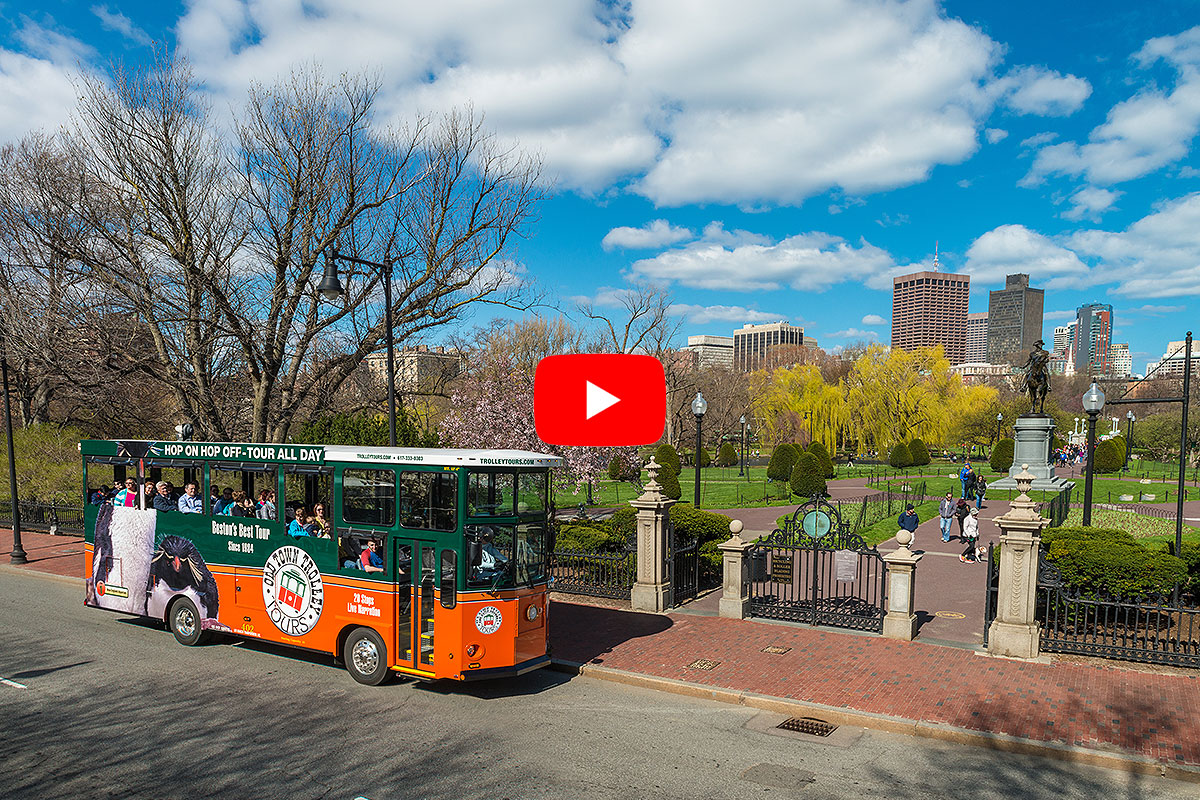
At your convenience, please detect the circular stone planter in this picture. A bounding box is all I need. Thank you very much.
[1119,494,1135,502]
[1142,494,1156,501]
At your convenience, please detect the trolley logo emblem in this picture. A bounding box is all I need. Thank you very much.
[475,605,503,635]
[262,546,324,636]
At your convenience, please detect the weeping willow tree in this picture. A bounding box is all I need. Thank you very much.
[750,364,846,453]
[843,344,967,452]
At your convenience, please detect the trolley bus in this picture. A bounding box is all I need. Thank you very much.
[80,439,561,684]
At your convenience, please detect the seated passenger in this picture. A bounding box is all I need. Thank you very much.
[228,490,249,517]
[339,537,360,570]
[177,481,204,513]
[287,505,311,537]
[214,487,234,515]
[113,478,138,507]
[209,485,221,512]
[360,539,384,573]
[152,481,176,513]
[256,490,276,520]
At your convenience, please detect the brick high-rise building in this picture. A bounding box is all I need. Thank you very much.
[891,271,970,364]
[985,274,1044,364]
[965,312,988,363]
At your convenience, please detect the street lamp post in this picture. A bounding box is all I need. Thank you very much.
[994,412,1002,457]
[1124,411,1135,471]
[738,414,746,477]
[691,392,707,507]
[321,249,397,447]
[1,341,25,564]
[1081,382,1106,526]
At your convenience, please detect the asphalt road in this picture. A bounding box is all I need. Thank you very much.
[0,567,1193,800]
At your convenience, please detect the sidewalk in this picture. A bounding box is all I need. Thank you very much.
[7,526,1200,778]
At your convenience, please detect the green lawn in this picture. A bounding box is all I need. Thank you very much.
[1074,477,1195,504]
[1059,507,1200,546]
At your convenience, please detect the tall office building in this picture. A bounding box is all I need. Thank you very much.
[1147,340,1200,377]
[733,321,807,371]
[1109,343,1131,378]
[683,335,734,370]
[1052,323,1074,356]
[985,274,1044,364]
[965,312,988,362]
[1074,303,1113,376]
[891,271,970,364]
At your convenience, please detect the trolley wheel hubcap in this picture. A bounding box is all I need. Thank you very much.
[351,639,379,675]
[175,606,196,638]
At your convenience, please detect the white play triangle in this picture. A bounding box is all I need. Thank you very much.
[585,380,620,420]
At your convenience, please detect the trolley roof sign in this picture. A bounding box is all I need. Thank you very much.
[79,440,564,469]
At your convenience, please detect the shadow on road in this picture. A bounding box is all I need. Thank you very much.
[549,600,674,666]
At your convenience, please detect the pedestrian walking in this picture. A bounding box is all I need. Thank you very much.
[954,497,970,539]
[975,475,987,510]
[960,507,980,562]
[938,491,955,543]
[897,503,919,545]
[965,465,978,504]
[959,462,971,499]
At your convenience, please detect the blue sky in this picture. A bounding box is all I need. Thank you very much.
[2,1,1199,374]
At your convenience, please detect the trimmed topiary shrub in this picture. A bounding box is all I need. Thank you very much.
[806,440,836,478]
[789,452,827,498]
[907,438,930,466]
[554,523,627,553]
[888,442,912,468]
[767,443,800,482]
[698,447,711,468]
[669,504,732,545]
[1092,438,1123,474]
[606,506,637,543]
[1043,526,1187,598]
[990,438,1015,473]
[716,441,738,467]
[658,465,682,501]
[1108,436,1126,465]
[654,443,681,476]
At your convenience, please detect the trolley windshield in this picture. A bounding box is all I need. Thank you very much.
[464,469,549,589]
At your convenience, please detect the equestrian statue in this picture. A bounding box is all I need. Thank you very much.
[1019,339,1051,415]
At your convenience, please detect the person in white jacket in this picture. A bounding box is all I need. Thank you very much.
[960,507,980,563]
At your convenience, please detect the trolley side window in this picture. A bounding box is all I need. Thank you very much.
[517,472,547,514]
[467,471,515,517]
[399,471,457,531]
[342,468,396,527]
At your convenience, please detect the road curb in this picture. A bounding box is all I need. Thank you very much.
[550,659,1200,785]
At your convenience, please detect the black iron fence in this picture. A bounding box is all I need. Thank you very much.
[1035,485,1072,528]
[981,543,999,647]
[672,537,699,606]
[549,547,636,599]
[1036,549,1199,668]
[843,481,928,534]
[0,501,85,535]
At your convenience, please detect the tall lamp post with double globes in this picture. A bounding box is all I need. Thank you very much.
[1,336,25,564]
[691,392,707,508]
[994,412,1002,456]
[1081,382,1106,526]
[320,249,397,448]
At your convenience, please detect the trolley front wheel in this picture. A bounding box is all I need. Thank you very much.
[344,627,390,686]
[169,597,207,646]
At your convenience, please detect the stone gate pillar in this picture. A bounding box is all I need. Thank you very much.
[882,529,923,640]
[987,464,1050,659]
[718,520,755,619]
[630,458,676,613]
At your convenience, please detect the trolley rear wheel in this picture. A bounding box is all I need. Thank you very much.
[168,597,207,646]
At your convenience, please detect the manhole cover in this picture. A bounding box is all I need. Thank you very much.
[761,645,792,654]
[778,717,837,736]
[935,611,966,619]
[686,659,720,671]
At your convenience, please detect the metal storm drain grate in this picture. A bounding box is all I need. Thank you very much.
[778,717,838,737]
[686,659,720,671]
[761,645,792,655]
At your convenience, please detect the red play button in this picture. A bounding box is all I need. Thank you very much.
[534,354,666,446]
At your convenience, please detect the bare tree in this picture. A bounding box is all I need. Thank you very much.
[579,283,679,355]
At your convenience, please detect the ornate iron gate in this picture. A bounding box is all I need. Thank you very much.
[747,498,887,632]
[981,542,999,646]
[671,536,699,606]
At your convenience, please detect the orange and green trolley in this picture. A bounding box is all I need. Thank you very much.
[80,439,560,684]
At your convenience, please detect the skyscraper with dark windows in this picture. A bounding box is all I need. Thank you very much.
[986,274,1044,364]
[1074,303,1113,376]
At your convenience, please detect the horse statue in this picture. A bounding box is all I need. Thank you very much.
[1019,339,1051,414]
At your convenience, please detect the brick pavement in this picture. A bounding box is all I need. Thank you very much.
[7,526,1200,773]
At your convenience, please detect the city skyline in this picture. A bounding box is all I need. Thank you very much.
[0,2,1196,369]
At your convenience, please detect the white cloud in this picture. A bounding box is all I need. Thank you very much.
[1062,186,1121,221]
[173,0,1014,205]
[1126,304,1185,315]
[963,224,1091,288]
[628,225,896,292]
[672,304,786,325]
[91,6,153,46]
[602,219,694,250]
[1001,66,1091,116]
[1020,131,1057,148]
[1043,309,1077,321]
[985,128,1008,144]
[0,50,83,142]
[861,314,887,325]
[829,327,880,341]
[1025,27,1200,187]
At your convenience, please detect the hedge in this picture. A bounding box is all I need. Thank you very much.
[554,523,628,553]
[806,440,835,478]
[908,438,931,466]
[767,443,800,482]
[670,504,732,545]
[990,438,1015,473]
[1092,438,1123,474]
[888,442,912,468]
[1043,526,1187,598]
[790,452,827,498]
[716,441,738,467]
[654,443,681,475]
[658,465,682,500]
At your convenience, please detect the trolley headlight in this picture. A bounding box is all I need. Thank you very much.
[525,604,540,622]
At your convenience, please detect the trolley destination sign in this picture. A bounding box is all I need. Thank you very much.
[80,439,325,465]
